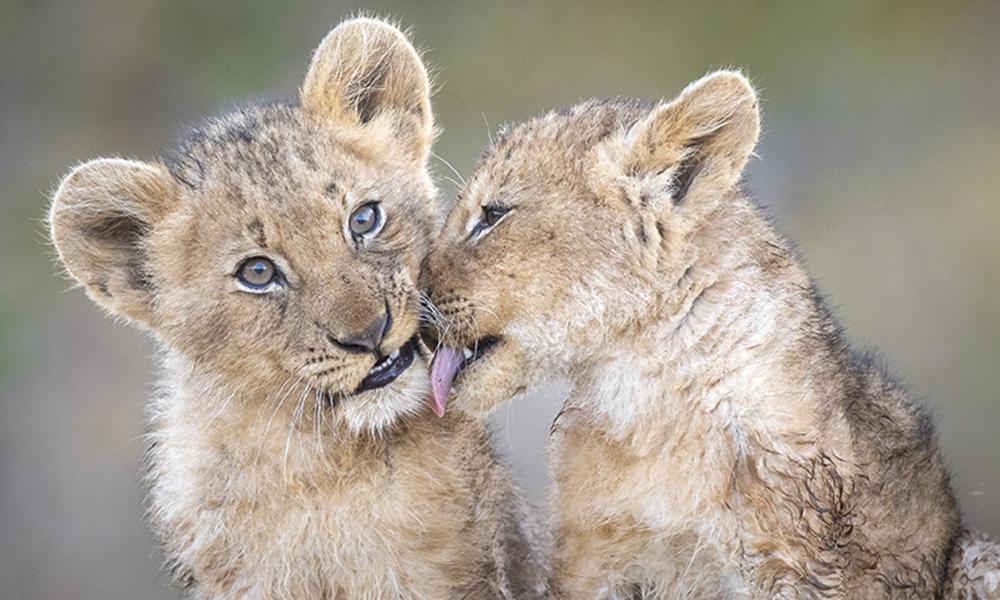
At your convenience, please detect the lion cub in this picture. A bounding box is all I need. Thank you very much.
[425,71,997,597]
[49,18,546,599]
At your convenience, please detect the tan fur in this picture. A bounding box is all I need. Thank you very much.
[49,18,547,599]
[425,71,990,597]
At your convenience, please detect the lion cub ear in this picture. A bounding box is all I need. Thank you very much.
[300,17,434,164]
[624,70,760,208]
[49,158,177,329]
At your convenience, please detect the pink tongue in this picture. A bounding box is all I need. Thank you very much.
[429,346,464,417]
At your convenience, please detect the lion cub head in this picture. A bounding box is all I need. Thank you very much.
[50,18,440,433]
[426,71,760,415]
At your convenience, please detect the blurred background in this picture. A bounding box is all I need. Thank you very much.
[1,0,998,597]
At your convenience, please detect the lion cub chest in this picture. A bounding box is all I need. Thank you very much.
[152,414,479,599]
[551,404,746,595]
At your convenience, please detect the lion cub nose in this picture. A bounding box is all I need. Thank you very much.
[327,311,391,355]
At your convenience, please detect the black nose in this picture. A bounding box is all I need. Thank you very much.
[327,309,391,355]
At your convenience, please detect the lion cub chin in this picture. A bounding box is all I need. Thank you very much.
[48,18,547,599]
[426,71,998,597]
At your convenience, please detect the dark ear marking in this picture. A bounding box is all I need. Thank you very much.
[78,206,157,294]
[81,206,150,245]
[300,18,433,163]
[625,70,759,210]
[352,60,391,124]
[672,147,705,205]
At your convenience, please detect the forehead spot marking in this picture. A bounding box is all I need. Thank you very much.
[247,218,267,248]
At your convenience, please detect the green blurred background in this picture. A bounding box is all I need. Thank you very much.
[1,1,997,597]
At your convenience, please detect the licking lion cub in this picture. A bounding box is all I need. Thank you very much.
[49,18,547,599]
[426,71,998,597]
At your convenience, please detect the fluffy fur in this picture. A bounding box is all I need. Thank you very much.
[944,530,1000,599]
[49,18,547,599]
[425,71,998,598]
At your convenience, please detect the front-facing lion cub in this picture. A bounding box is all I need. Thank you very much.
[426,71,997,597]
[49,18,546,599]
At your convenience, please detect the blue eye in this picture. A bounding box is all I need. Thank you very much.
[350,202,382,237]
[237,257,277,288]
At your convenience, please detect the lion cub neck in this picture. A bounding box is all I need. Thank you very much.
[571,197,848,459]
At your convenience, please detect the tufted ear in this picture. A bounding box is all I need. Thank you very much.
[301,17,434,164]
[624,70,759,209]
[49,158,177,328]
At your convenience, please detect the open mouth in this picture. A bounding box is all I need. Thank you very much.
[354,337,418,394]
[428,336,501,417]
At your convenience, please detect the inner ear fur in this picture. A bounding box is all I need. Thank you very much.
[300,17,434,164]
[49,158,176,328]
[625,70,760,206]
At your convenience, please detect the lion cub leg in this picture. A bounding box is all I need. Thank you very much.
[549,422,641,598]
[551,519,635,598]
[550,417,733,599]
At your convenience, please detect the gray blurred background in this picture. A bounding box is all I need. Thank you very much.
[1,1,998,598]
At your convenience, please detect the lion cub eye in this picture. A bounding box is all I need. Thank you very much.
[471,204,511,238]
[349,202,382,237]
[236,256,278,289]
[483,206,508,226]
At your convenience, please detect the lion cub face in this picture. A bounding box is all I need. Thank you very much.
[51,19,439,432]
[426,71,760,415]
